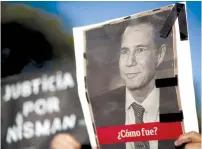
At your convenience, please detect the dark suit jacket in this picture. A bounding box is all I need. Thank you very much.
[91,86,179,149]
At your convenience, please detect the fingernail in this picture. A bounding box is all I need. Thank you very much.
[174,139,192,146]
[174,140,181,146]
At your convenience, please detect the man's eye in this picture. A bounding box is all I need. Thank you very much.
[136,47,146,53]
[121,50,129,54]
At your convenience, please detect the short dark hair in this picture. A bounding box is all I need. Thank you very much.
[122,10,172,49]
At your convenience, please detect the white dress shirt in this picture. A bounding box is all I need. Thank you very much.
[125,87,160,149]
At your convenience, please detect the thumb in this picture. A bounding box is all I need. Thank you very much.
[178,131,201,143]
[175,131,201,146]
[184,143,201,149]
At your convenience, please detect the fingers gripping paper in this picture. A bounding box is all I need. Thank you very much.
[73,2,198,149]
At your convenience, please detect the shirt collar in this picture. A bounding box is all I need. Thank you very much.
[125,87,159,118]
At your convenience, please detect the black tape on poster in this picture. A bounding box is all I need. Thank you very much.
[124,16,131,20]
[84,76,90,103]
[85,92,90,103]
[84,53,87,59]
[178,4,188,41]
[92,122,97,135]
[160,3,188,40]
[92,122,100,147]
[81,144,92,149]
[155,75,178,88]
[84,76,87,89]
[160,111,183,122]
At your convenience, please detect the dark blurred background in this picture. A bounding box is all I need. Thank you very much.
[1,2,74,78]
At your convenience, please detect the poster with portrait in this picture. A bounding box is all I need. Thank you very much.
[73,2,199,149]
[1,61,90,149]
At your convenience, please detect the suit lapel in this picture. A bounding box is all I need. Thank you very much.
[98,87,126,149]
[110,86,126,126]
[158,87,179,149]
[94,86,126,127]
[159,87,179,114]
[122,87,126,125]
[158,139,176,149]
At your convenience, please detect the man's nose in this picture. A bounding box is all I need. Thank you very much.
[126,53,137,67]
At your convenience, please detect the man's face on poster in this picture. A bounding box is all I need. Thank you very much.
[119,23,166,90]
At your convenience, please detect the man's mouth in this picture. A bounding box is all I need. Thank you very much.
[125,73,140,79]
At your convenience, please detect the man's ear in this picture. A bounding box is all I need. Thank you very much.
[157,44,166,67]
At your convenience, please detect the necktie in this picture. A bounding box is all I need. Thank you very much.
[131,102,150,149]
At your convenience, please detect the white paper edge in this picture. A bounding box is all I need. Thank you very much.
[73,28,97,148]
[175,2,199,132]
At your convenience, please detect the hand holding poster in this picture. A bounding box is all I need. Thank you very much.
[1,62,90,149]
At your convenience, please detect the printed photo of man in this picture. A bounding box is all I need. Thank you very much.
[89,14,179,149]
